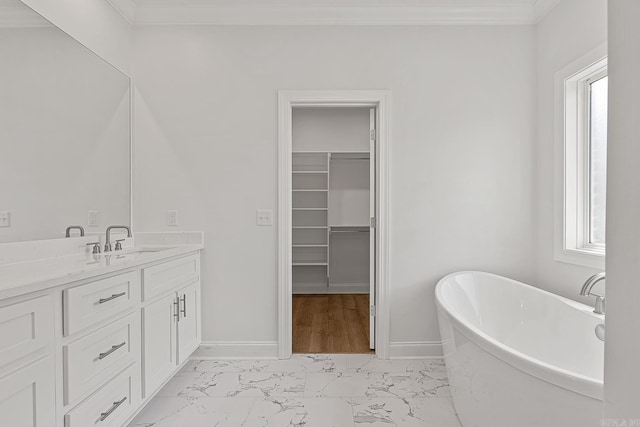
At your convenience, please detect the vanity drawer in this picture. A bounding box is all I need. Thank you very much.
[65,363,139,427]
[0,295,53,368]
[63,312,138,405]
[142,254,199,301]
[63,271,140,336]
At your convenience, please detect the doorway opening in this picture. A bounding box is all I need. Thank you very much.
[277,91,390,359]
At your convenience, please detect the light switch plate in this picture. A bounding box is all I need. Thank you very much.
[0,211,10,227]
[167,210,178,226]
[256,210,273,226]
[87,211,99,227]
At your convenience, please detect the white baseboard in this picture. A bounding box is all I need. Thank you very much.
[389,341,443,359]
[193,341,279,359]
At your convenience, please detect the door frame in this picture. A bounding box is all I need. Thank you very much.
[277,90,391,359]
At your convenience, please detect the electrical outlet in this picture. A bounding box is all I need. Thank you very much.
[0,211,10,227]
[256,209,273,226]
[167,210,178,226]
[88,211,99,227]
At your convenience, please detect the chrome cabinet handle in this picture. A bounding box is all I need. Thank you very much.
[180,294,187,318]
[98,341,126,360]
[99,396,127,422]
[98,292,126,304]
[174,297,180,321]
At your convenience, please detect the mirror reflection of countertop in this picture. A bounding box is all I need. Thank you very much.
[0,245,203,300]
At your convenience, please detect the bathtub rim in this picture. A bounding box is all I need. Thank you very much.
[435,270,603,401]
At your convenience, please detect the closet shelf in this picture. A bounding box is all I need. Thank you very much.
[293,262,328,266]
[293,208,328,211]
[292,171,328,174]
[292,226,328,229]
[292,189,328,192]
[293,244,328,248]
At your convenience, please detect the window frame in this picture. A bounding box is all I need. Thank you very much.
[554,47,607,270]
[584,70,608,250]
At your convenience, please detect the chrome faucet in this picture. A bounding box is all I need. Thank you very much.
[580,272,606,315]
[105,225,132,252]
[65,225,85,237]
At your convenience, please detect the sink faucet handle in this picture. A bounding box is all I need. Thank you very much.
[86,242,101,254]
[115,239,125,251]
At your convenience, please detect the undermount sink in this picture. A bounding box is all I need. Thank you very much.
[128,248,169,253]
[121,246,175,254]
[85,247,176,266]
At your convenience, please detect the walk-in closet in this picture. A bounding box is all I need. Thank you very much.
[291,107,376,354]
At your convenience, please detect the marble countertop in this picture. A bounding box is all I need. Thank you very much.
[0,244,203,301]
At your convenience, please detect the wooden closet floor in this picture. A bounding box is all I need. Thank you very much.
[292,294,374,354]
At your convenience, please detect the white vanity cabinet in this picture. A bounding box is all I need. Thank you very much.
[141,254,201,398]
[0,356,56,426]
[0,295,55,427]
[141,293,177,396]
[177,281,200,363]
[0,248,201,427]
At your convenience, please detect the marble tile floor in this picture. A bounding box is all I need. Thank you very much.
[129,354,462,427]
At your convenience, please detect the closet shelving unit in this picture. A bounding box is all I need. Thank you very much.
[327,152,371,294]
[292,151,371,293]
[292,153,330,283]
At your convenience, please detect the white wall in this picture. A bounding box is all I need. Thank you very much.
[534,0,607,300]
[604,0,640,421]
[20,0,131,75]
[133,25,536,356]
[292,107,370,152]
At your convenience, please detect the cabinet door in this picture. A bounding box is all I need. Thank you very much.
[177,282,200,364]
[142,293,177,398]
[0,357,55,427]
[0,295,53,369]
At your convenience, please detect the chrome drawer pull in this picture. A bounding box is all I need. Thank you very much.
[180,294,187,318]
[99,396,127,422]
[174,297,180,321]
[98,292,126,304]
[98,341,126,360]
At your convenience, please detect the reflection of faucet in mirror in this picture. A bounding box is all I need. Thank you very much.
[105,226,132,252]
[65,225,85,237]
[86,254,101,265]
[580,272,606,315]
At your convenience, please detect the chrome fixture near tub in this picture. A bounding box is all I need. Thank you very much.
[104,225,132,252]
[65,225,85,237]
[580,272,606,315]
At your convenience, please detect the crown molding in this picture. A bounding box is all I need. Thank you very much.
[104,0,136,24]
[0,5,51,27]
[532,0,561,22]
[133,4,539,26]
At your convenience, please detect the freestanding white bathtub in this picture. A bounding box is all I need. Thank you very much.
[435,271,604,427]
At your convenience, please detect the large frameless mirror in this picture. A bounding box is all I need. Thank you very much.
[0,0,131,243]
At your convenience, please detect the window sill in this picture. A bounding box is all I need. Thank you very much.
[554,247,605,270]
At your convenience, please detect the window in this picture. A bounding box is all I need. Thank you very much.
[588,74,608,246]
[555,52,607,269]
